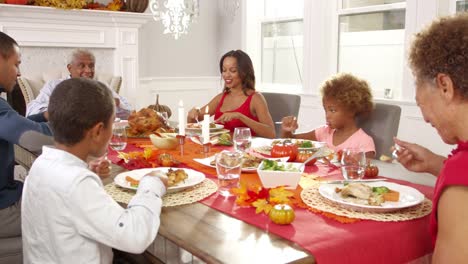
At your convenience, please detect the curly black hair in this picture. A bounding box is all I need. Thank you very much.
[321,73,374,117]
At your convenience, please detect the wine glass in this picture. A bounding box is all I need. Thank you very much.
[109,121,127,151]
[233,127,252,152]
[340,148,366,180]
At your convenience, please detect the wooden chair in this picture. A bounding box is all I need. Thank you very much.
[357,103,402,158]
[262,92,301,138]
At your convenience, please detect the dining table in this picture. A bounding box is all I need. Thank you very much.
[103,136,437,264]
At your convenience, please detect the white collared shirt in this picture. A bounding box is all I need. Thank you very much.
[26,77,132,117]
[22,146,166,264]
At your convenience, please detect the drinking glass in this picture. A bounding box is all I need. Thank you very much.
[215,150,243,197]
[340,148,366,180]
[233,127,252,152]
[109,121,127,151]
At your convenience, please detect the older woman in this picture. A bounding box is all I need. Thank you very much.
[394,13,468,263]
[187,50,275,138]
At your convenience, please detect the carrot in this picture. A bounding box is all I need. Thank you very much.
[125,176,140,185]
[383,190,400,202]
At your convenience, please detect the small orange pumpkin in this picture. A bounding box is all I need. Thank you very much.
[269,204,295,225]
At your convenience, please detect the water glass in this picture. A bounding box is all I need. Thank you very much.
[109,121,127,151]
[233,127,252,152]
[340,148,366,180]
[215,150,243,197]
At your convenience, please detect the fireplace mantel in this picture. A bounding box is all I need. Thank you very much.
[0,3,153,106]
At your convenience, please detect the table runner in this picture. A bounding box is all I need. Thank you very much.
[108,139,434,263]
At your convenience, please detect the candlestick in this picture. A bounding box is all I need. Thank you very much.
[202,106,210,144]
[203,142,211,156]
[177,135,186,156]
[178,100,185,136]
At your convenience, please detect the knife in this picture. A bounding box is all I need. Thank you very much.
[322,179,388,184]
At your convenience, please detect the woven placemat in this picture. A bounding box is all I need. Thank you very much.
[301,181,432,222]
[105,179,218,207]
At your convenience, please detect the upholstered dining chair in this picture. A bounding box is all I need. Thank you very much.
[17,69,122,105]
[262,92,301,138]
[356,103,402,158]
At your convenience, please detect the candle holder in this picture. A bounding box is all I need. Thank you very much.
[177,135,186,156]
[202,142,211,157]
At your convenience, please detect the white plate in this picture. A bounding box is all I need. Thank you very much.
[251,138,333,157]
[193,155,289,173]
[186,123,224,132]
[114,168,205,193]
[318,181,425,213]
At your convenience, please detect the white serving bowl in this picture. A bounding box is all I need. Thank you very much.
[257,161,304,189]
[149,134,178,150]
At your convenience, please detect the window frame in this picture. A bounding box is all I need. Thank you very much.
[245,0,441,102]
[244,0,304,94]
[334,2,407,100]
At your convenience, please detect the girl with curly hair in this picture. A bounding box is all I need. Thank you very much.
[393,13,468,262]
[281,73,375,158]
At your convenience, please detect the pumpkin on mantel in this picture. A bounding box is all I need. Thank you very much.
[125,0,148,12]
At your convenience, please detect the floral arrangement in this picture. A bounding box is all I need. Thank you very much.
[232,184,300,214]
[5,0,125,11]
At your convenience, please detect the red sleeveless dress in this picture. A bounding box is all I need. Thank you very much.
[214,92,259,135]
[429,141,468,247]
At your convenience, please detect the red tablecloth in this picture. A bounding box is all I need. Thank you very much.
[109,139,434,264]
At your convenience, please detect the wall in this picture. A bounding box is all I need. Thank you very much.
[139,0,219,78]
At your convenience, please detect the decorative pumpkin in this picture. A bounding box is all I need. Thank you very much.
[125,0,148,12]
[148,94,172,118]
[271,143,298,162]
[269,204,295,225]
[295,149,317,165]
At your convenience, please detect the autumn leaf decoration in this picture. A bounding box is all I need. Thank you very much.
[232,184,295,215]
[116,147,160,169]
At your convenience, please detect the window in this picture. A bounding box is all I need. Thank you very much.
[261,19,303,85]
[456,0,468,12]
[337,1,406,99]
[246,0,304,93]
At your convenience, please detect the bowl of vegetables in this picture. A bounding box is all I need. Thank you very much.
[257,160,304,189]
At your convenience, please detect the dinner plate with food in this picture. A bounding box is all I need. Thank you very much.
[185,123,224,132]
[318,181,425,213]
[114,168,205,193]
[251,138,333,158]
[193,153,289,173]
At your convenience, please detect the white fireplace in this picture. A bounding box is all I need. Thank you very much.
[0,4,152,106]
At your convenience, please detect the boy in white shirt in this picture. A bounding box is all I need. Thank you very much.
[21,78,167,264]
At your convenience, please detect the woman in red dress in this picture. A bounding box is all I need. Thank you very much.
[394,13,468,263]
[187,50,275,138]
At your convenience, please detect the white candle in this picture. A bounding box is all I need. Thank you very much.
[178,100,185,136]
[202,106,210,144]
